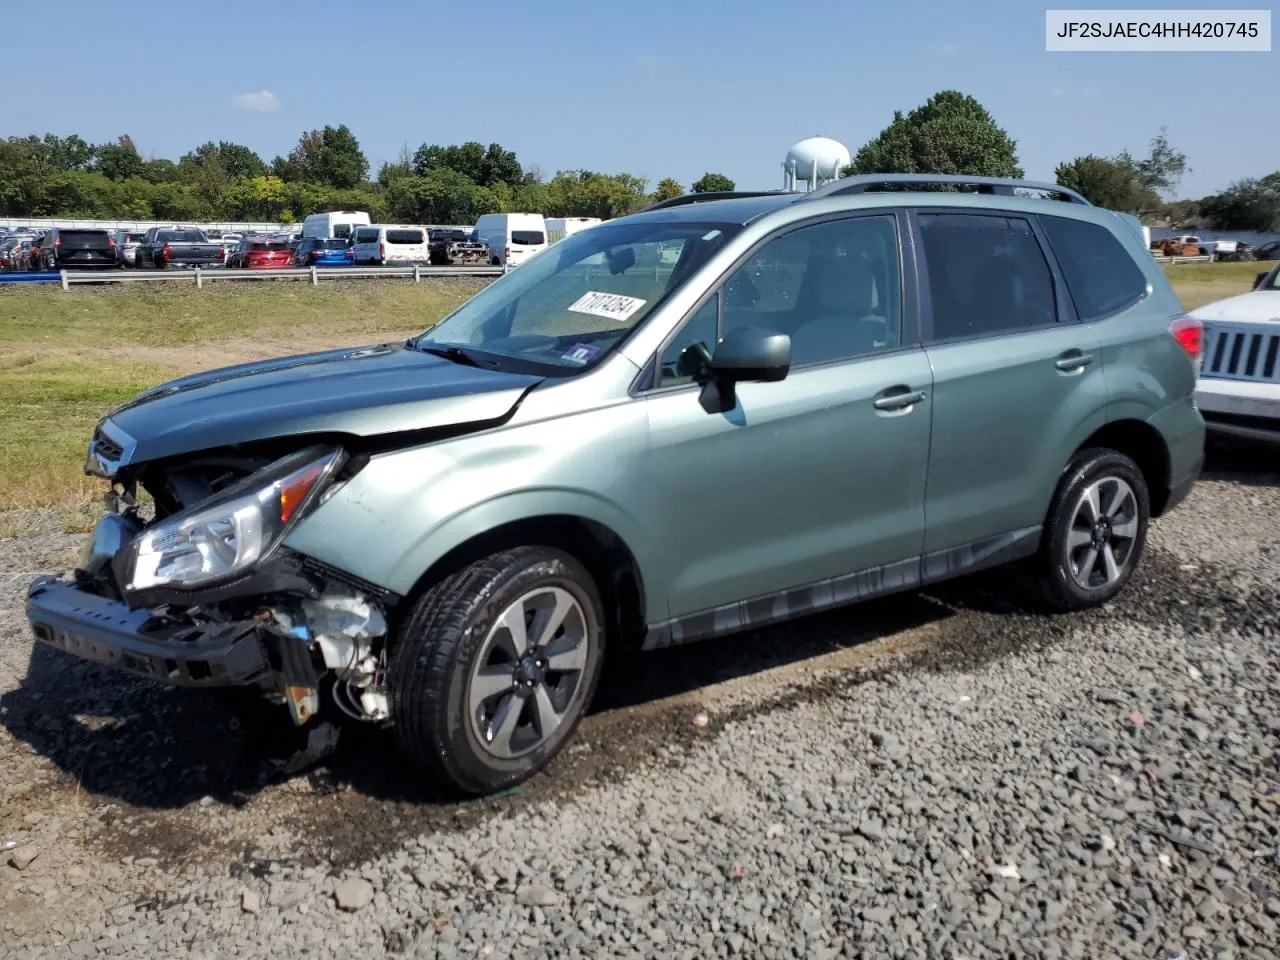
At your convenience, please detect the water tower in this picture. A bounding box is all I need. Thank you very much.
[783,136,852,192]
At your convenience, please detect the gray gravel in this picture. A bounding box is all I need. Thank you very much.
[2,439,1278,959]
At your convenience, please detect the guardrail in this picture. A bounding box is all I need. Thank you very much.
[0,264,505,289]
[1152,254,1216,264]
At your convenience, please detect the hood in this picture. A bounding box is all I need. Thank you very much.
[1189,289,1280,324]
[99,341,542,465]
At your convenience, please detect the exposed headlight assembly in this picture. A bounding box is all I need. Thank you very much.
[124,446,345,594]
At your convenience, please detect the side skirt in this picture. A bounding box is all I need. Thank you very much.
[640,525,1041,651]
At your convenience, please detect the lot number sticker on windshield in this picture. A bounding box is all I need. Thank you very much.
[568,291,647,323]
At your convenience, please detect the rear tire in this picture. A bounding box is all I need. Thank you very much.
[388,546,605,797]
[1029,448,1149,611]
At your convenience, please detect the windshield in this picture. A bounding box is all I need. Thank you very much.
[1263,267,1280,291]
[416,219,741,372]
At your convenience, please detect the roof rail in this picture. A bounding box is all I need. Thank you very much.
[641,190,798,212]
[804,174,1091,205]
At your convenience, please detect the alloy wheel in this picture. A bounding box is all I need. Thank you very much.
[466,586,590,759]
[1065,476,1139,590]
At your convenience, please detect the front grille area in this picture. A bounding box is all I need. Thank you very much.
[93,430,124,462]
[1202,323,1280,382]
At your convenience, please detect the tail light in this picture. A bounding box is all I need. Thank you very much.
[504,246,510,260]
[1170,314,1202,360]
[108,236,116,248]
[161,244,171,261]
[379,242,386,260]
[55,236,61,247]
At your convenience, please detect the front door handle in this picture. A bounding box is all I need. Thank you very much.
[1055,350,1094,372]
[873,387,926,411]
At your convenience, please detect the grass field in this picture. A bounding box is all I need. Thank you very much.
[0,262,1267,516]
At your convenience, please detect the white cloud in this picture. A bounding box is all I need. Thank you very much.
[231,90,282,114]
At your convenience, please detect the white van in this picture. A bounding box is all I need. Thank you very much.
[351,224,430,265]
[545,217,602,244]
[473,213,548,267]
[302,210,371,242]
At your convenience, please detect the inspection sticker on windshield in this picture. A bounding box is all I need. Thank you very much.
[561,343,601,364]
[567,291,646,323]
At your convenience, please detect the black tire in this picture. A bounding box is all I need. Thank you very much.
[388,546,606,796]
[1030,447,1150,611]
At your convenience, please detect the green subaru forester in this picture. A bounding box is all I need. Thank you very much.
[27,174,1204,795]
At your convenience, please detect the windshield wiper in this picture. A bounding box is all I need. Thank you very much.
[418,343,483,368]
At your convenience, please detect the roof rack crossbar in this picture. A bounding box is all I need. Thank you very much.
[641,190,798,212]
[804,174,1091,206]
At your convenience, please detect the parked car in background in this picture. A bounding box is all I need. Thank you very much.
[351,225,430,265]
[428,228,489,265]
[136,227,226,269]
[13,238,39,271]
[545,217,602,244]
[34,228,118,271]
[1191,261,1280,443]
[302,210,371,242]
[0,238,23,270]
[113,230,147,267]
[226,237,295,269]
[294,236,353,266]
[1253,240,1280,261]
[473,212,548,267]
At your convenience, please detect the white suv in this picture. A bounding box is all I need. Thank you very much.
[352,225,430,265]
[1192,262,1280,443]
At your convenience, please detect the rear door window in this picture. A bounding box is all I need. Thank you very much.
[512,230,545,245]
[1039,215,1149,320]
[355,229,380,244]
[917,213,1058,341]
[318,238,349,249]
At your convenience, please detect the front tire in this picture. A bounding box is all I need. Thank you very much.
[1031,448,1149,611]
[388,546,605,796]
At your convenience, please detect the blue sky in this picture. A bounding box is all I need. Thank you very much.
[4,1,1275,198]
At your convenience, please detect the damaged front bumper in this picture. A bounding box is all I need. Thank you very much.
[26,575,327,723]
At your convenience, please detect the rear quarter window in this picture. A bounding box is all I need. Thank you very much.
[1040,216,1149,321]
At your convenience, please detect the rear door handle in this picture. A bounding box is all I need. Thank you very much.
[1055,350,1093,372]
[873,387,926,411]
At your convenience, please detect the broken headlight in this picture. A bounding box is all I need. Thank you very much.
[124,446,345,594]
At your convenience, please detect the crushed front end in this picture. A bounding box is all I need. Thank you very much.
[25,420,398,728]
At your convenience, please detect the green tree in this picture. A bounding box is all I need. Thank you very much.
[692,172,735,193]
[277,125,367,188]
[181,141,266,180]
[94,135,144,181]
[42,134,96,172]
[843,90,1023,179]
[1054,155,1157,214]
[651,177,683,202]
[1200,173,1280,232]
[1134,127,1189,198]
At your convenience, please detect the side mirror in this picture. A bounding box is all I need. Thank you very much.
[710,326,791,383]
[1256,271,1268,290]
[698,327,791,415]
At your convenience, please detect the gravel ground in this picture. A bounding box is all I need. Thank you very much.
[1,438,1278,960]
